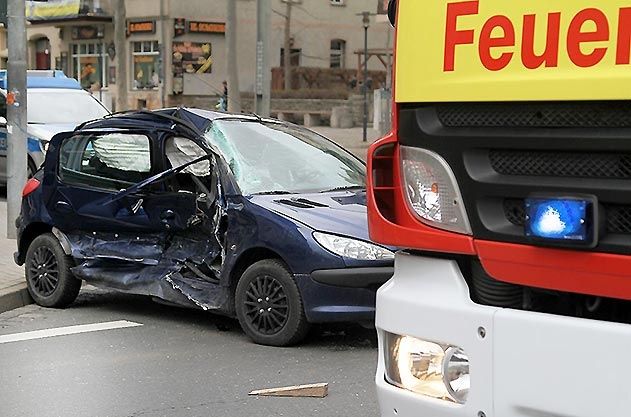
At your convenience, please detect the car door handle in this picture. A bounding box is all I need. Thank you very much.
[160,209,176,220]
[55,201,73,214]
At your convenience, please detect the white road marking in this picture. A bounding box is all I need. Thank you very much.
[0,320,143,344]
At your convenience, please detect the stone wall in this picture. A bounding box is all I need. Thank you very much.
[167,94,375,127]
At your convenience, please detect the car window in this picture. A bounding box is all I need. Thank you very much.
[59,133,152,191]
[205,120,366,195]
[165,137,210,176]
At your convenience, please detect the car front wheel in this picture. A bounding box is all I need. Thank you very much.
[25,233,81,308]
[235,259,310,346]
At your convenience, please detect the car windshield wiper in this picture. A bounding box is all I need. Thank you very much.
[251,190,296,195]
[320,185,365,193]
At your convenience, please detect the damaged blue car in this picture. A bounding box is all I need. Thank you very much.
[14,108,394,346]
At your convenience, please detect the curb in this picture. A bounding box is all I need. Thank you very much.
[0,283,33,314]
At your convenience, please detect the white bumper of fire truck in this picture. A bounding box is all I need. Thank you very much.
[376,252,631,417]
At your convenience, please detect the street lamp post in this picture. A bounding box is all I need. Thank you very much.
[361,12,370,143]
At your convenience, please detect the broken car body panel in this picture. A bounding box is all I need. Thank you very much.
[16,108,393,322]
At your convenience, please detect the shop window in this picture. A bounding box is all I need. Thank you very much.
[132,41,161,90]
[330,39,346,69]
[71,42,108,90]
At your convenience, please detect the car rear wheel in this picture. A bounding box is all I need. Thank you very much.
[235,259,310,346]
[25,233,81,308]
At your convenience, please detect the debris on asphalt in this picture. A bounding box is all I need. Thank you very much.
[248,382,329,398]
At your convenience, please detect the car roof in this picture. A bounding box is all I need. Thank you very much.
[0,70,82,90]
[77,107,282,137]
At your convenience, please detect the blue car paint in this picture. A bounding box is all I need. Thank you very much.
[0,131,43,157]
[27,137,42,153]
[16,109,393,324]
[0,70,82,90]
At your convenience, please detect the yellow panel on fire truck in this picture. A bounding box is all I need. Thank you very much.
[395,0,631,102]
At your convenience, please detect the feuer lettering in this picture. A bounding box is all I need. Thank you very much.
[443,1,630,72]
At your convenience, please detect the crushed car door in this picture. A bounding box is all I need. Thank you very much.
[45,131,229,310]
[48,131,197,234]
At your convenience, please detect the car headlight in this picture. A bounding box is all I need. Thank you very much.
[313,232,394,261]
[384,332,470,404]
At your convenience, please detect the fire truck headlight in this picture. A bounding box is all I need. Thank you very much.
[401,146,471,235]
[384,332,470,404]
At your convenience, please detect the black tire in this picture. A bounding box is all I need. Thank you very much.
[235,259,310,346]
[25,233,81,308]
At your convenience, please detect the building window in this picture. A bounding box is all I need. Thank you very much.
[71,43,107,90]
[132,41,161,90]
[330,39,346,68]
[280,48,301,67]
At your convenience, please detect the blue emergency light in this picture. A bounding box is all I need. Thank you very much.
[525,195,598,247]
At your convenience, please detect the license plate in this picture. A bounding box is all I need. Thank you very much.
[525,195,598,247]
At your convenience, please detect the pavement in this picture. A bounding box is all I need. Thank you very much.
[0,126,383,314]
[0,290,379,417]
[0,195,32,314]
[311,126,381,161]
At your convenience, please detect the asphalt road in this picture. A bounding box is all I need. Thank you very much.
[0,288,379,417]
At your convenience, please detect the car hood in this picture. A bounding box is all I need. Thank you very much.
[249,191,372,241]
[28,123,77,141]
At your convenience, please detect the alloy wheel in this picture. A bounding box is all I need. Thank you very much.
[244,275,289,335]
[28,246,60,297]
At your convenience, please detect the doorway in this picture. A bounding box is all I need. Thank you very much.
[34,37,51,70]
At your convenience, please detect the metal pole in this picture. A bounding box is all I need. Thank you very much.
[255,0,271,117]
[283,0,292,91]
[160,0,167,108]
[362,17,369,143]
[226,0,241,113]
[114,0,128,112]
[6,0,28,239]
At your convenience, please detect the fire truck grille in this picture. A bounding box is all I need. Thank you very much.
[490,150,631,179]
[503,199,631,235]
[399,103,631,254]
[437,101,631,128]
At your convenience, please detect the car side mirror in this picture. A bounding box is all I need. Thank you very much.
[388,0,397,27]
[0,116,6,126]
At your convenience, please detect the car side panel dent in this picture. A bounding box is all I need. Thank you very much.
[51,227,72,256]
[64,164,232,312]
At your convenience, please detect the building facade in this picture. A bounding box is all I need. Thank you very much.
[14,0,392,111]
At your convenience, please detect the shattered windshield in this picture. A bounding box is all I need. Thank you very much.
[204,120,365,195]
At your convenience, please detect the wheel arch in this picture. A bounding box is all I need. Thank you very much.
[17,222,53,265]
[228,247,290,302]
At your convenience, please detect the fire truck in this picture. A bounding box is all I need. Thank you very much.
[370,1,631,416]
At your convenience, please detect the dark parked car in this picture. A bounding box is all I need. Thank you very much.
[14,108,394,346]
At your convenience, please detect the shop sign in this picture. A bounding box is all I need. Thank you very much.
[188,21,226,34]
[72,25,104,40]
[128,20,156,35]
[26,0,80,21]
[172,42,213,94]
